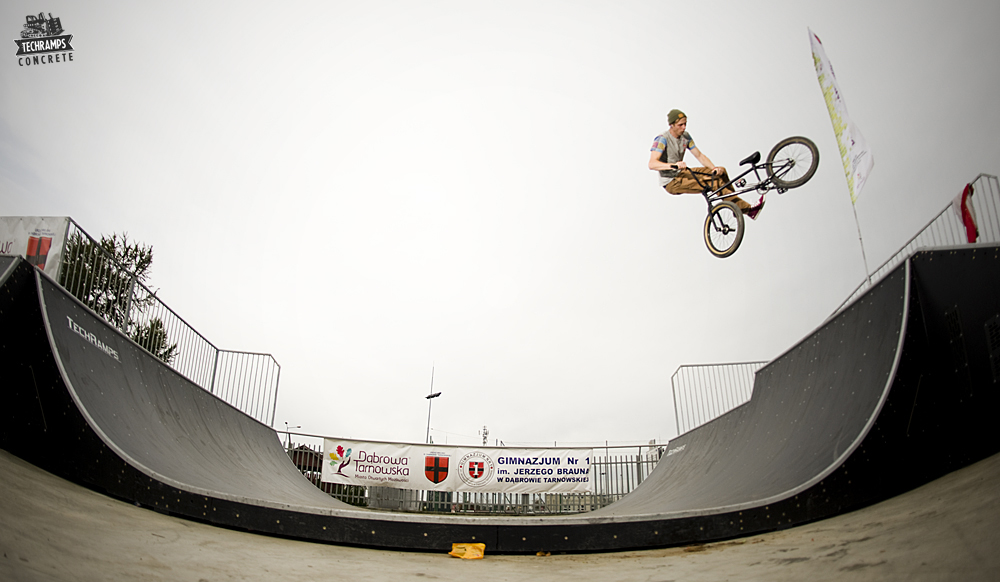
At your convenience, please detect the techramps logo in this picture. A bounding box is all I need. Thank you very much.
[14,12,75,67]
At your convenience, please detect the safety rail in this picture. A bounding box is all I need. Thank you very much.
[837,173,1000,312]
[57,219,280,426]
[669,174,1000,436]
[282,435,664,514]
[671,361,767,435]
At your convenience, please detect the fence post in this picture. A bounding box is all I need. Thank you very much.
[209,349,220,395]
[269,362,280,427]
[635,446,643,486]
[123,273,136,335]
[672,372,681,436]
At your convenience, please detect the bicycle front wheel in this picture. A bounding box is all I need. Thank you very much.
[766,136,819,189]
[704,201,744,258]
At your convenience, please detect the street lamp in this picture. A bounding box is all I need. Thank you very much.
[284,422,301,449]
[425,367,441,443]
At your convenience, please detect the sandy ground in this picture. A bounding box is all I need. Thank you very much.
[2,449,998,581]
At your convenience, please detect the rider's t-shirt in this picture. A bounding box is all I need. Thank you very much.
[651,131,695,187]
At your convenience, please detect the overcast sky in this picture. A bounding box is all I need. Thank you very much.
[3,1,998,447]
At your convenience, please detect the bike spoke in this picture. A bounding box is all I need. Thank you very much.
[772,144,811,182]
[766,137,819,189]
[705,203,743,257]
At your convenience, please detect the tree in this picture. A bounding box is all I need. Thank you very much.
[129,315,179,364]
[58,232,178,364]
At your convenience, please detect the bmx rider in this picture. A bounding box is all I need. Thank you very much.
[649,109,765,220]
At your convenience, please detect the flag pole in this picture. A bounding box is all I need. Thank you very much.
[810,28,876,288]
[851,204,873,286]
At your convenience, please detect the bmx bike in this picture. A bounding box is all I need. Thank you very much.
[689,136,819,258]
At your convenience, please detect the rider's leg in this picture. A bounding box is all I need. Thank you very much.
[707,167,753,214]
[663,173,706,195]
[722,195,752,213]
[665,167,755,214]
[710,167,736,195]
[664,167,728,195]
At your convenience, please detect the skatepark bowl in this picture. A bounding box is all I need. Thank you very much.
[2,243,1000,561]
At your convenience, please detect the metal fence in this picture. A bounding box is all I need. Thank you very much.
[837,173,1000,311]
[671,361,767,435]
[283,436,664,515]
[56,219,280,426]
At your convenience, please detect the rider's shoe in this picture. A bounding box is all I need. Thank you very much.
[746,196,766,221]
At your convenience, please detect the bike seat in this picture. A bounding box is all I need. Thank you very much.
[740,151,761,166]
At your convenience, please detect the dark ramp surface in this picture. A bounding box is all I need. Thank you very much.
[594,266,908,518]
[2,246,999,553]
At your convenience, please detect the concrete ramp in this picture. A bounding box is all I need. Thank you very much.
[2,246,999,553]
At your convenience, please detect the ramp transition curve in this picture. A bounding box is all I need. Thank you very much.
[1,246,999,553]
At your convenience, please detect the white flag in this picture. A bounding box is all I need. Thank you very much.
[809,29,874,204]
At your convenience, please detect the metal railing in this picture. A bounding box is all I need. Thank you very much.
[56,219,281,426]
[837,173,1000,311]
[212,350,281,426]
[283,436,664,514]
[671,361,767,435]
[667,174,1000,436]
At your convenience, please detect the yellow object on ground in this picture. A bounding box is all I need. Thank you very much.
[448,543,485,559]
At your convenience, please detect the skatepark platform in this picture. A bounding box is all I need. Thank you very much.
[1,245,999,554]
[3,444,999,580]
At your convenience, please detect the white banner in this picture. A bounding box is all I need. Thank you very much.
[0,217,70,278]
[810,29,874,204]
[322,438,593,494]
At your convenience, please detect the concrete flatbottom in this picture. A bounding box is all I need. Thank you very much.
[2,449,998,582]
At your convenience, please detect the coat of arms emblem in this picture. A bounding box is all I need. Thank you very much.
[424,454,449,484]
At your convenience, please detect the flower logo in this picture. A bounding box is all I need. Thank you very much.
[328,445,352,475]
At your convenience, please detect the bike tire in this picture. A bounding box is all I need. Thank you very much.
[704,201,744,258]
[766,136,819,189]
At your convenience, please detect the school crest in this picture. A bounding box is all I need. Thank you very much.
[457,451,494,488]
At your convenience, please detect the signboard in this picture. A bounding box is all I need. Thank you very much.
[0,216,70,278]
[322,438,593,494]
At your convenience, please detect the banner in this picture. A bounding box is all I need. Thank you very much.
[809,29,874,204]
[0,216,70,278]
[322,438,593,494]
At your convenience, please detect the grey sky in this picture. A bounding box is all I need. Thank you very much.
[2,0,998,446]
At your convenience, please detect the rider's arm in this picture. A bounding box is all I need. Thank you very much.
[648,151,686,171]
[690,147,721,174]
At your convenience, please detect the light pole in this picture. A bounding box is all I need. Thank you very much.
[425,367,441,443]
[284,422,301,449]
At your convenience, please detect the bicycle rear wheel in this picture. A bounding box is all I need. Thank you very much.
[766,136,819,189]
[704,201,744,258]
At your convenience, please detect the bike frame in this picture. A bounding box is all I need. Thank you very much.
[691,136,817,258]
[686,156,795,212]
